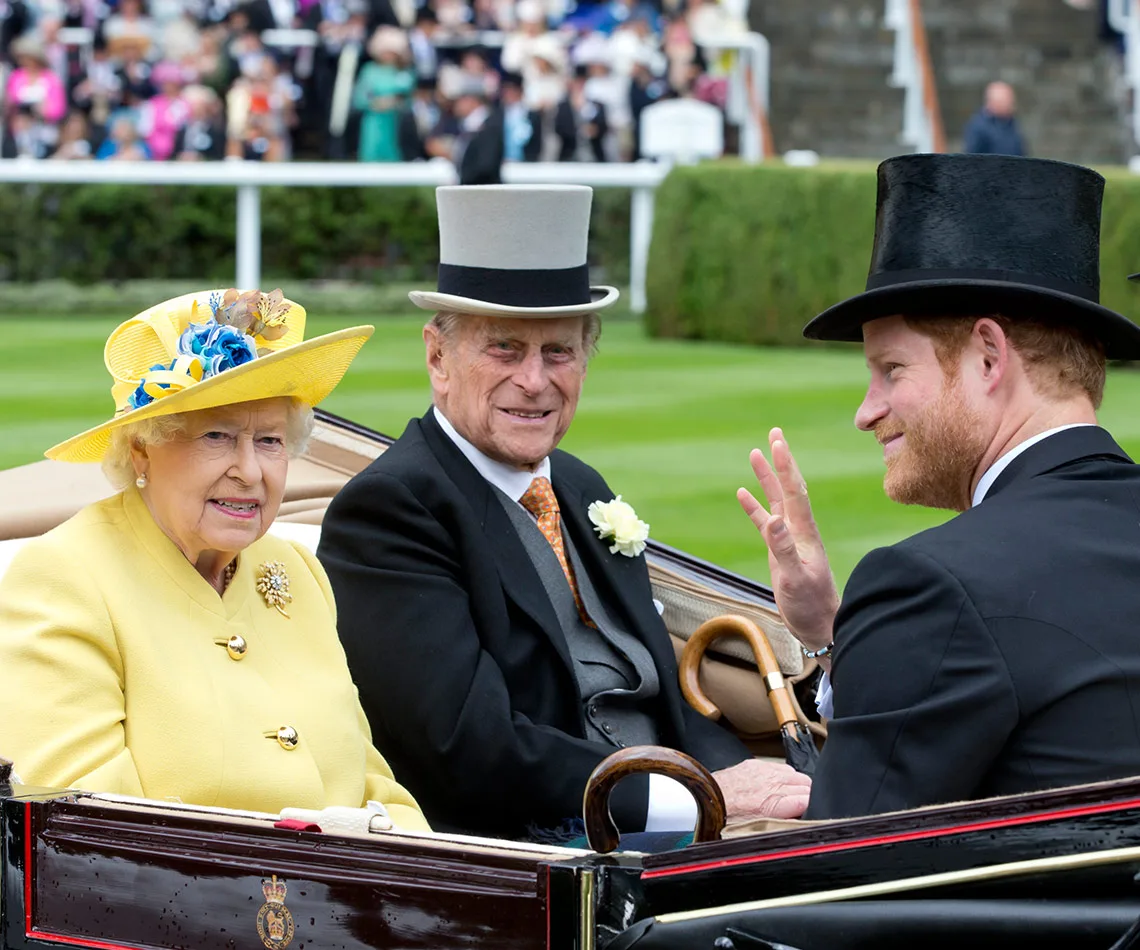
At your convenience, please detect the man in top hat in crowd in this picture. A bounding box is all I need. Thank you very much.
[739,153,1140,819]
[318,185,811,840]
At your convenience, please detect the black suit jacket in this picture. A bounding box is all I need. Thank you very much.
[458,107,504,185]
[239,0,290,33]
[806,427,1140,819]
[554,97,608,163]
[318,411,750,837]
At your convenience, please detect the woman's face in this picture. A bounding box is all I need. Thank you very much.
[131,398,291,566]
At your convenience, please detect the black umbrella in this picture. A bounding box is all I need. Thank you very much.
[680,615,820,776]
[779,720,819,777]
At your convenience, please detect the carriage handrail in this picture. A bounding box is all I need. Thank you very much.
[886,0,946,153]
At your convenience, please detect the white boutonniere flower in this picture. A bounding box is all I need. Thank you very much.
[587,495,650,558]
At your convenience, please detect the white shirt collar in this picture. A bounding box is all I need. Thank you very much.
[433,406,551,503]
[971,424,1095,507]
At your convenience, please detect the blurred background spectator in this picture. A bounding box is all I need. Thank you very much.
[138,59,188,158]
[5,34,65,154]
[555,63,606,161]
[96,111,152,157]
[353,24,413,160]
[0,0,748,166]
[964,81,1026,156]
[50,108,93,156]
[173,82,224,157]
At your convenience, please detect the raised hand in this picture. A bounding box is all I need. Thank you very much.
[737,428,839,657]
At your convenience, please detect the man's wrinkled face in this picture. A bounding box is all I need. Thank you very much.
[427,314,589,471]
[855,316,989,512]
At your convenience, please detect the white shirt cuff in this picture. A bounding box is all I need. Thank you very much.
[644,772,699,832]
[816,671,834,721]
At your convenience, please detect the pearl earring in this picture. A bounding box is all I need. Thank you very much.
[136,473,149,489]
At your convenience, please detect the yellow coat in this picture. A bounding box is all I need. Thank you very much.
[0,487,428,831]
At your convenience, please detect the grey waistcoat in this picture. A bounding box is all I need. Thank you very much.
[498,490,661,750]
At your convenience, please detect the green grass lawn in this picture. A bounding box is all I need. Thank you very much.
[4,315,1140,587]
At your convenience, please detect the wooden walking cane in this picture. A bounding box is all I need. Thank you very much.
[680,615,819,773]
[583,746,726,853]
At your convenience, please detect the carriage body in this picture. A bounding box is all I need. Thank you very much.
[8,775,1140,950]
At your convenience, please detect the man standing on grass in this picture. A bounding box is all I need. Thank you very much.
[318,184,810,842]
[741,153,1140,819]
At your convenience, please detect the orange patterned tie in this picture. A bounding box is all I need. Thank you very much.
[519,476,592,625]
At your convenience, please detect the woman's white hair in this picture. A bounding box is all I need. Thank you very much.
[101,398,315,490]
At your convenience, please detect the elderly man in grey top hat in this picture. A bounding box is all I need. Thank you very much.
[318,185,811,841]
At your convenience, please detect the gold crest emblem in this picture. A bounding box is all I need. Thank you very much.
[256,875,295,949]
[256,561,293,618]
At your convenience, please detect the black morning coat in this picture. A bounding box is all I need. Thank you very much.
[806,426,1140,820]
[317,410,751,838]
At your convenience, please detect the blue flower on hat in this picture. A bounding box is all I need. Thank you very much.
[178,322,258,377]
[126,320,258,412]
[127,363,170,410]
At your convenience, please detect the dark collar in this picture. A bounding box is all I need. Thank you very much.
[418,408,575,676]
[419,407,497,523]
[985,426,1132,502]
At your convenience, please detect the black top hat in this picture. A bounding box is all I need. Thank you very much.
[803,153,1140,359]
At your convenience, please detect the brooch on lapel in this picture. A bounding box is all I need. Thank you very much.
[256,561,293,617]
[587,496,650,558]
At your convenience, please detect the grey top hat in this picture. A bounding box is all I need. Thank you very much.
[409,185,620,317]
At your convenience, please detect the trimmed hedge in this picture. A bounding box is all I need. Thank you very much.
[0,183,632,287]
[646,161,1140,346]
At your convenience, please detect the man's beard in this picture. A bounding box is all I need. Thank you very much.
[875,380,987,513]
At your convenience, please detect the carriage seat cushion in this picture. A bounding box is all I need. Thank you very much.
[0,536,28,587]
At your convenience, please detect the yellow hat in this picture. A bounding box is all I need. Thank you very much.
[47,288,374,464]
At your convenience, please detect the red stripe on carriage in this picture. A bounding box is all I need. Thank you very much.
[26,935,144,950]
[22,801,166,950]
[24,801,32,935]
[640,796,1140,879]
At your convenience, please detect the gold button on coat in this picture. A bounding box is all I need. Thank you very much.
[225,634,248,660]
[276,726,299,750]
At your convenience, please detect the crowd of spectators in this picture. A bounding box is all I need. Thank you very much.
[0,0,747,166]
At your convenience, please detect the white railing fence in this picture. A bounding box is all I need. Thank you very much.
[885,0,936,154]
[0,160,669,313]
[1108,0,1140,161]
[706,32,771,162]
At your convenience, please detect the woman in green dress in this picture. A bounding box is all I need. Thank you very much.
[353,27,416,162]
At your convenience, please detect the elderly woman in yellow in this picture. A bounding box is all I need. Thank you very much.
[0,288,428,831]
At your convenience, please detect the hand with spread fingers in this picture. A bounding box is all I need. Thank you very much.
[736,427,840,662]
[714,758,813,821]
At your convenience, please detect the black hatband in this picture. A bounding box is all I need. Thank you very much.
[437,263,592,308]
